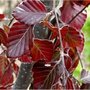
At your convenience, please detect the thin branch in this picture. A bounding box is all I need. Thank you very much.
[76,48,84,69]
[8,18,14,27]
[54,0,66,87]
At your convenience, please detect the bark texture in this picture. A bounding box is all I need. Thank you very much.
[13,63,33,90]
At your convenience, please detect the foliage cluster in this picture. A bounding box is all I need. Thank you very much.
[0,0,90,89]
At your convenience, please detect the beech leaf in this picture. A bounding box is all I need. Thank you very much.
[33,61,53,89]
[74,0,90,6]
[66,77,74,89]
[33,61,64,89]
[60,1,87,30]
[0,56,13,88]
[13,0,47,25]
[0,28,7,46]
[31,39,54,62]
[64,48,79,73]
[3,25,10,34]
[19,54,32,62]
[7,22,33,58]
[61,26,84,52]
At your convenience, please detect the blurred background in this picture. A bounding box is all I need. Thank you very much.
[0,0,21,18]
[0,0,90,79]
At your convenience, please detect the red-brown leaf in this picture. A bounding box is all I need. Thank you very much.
[74,0,90,6]
[61,26,84,52]
[60,1,87,30]
[64,56,72,71]
[31,39,54,62]
[41,23,84,53]
[3,25,10,34]
[66,77,74,89]
[0,14,5,20]
[0,56,13,88]
[13,0,47,25]
[0,28,7,46]
[19,54,32,62]
[7,22,33,58]
[81,83,90,89]
[69,57,79,73]
[33,61,63,89]
[64,48,79,73]
[33,61,52,89]
[12,62,19,76]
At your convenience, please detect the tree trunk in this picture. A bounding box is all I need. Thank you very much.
[41,0,53,11]
[13,63,33,89]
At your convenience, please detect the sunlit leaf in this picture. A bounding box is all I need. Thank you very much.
[61,26,84,52]
[31,39,54,62]
[0,28,7,46]
[3,25,10,34]
[12,62,19,76]
[0,56,13,88]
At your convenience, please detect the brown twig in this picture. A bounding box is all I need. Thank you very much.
[76,48,84,69]
[8,18,14,27]
[53,0,67,88]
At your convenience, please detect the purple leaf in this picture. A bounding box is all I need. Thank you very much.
[7,22,33,58]
[13,0,47,25]
[60,1,87,30]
